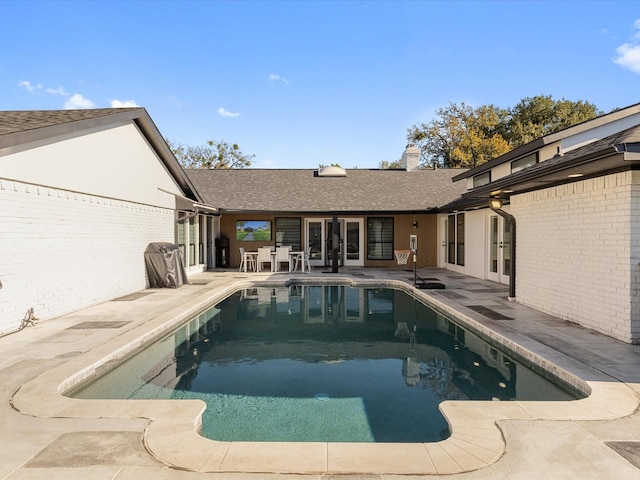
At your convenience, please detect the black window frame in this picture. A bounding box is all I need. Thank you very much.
[274,217,302,251]
[367,217,394,261]
[473,171,491,188]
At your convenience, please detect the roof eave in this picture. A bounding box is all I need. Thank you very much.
[133,112,204,203]
[452,102,640,183]
[0,108,144,152]
[461,147,629,201]
[451,138,546,182]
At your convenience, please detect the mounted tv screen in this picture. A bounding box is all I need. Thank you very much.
[236,220,272,242]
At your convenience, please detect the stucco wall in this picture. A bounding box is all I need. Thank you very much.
[219,213,438,269]
[511,171,640,343]
[0,122,183,209]
[0,179,175,335]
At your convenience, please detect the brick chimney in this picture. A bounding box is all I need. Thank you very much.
[401,144,420,171]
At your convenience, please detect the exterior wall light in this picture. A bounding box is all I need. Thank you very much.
[490,198,503,210]
[412,221,418,229]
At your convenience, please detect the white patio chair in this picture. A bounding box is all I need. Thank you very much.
[293,249,311,272]
[275,246,291,272]
[256,247,272,272]
[239,247,255,272]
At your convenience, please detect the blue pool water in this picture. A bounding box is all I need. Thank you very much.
[71,285,584,442]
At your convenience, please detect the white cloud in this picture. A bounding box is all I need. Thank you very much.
[614,19,640,73]
[46,86,69,96]
[269,73,289,84]
[18,80,42,93]
[614,43,640,74]
[64,93,96,110]
[217,107,240,118]
[18,79,98,108]
[111,99,139,108]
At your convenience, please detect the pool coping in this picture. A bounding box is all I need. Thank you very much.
[11,276,640,475]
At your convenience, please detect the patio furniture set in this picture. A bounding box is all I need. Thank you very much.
[239,246,310,273]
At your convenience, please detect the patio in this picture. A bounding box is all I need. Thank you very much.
[2,267,640,479]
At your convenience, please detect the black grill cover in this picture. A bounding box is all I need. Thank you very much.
[144,242,188,288]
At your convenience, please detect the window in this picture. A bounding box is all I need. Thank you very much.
[473,171,491,188]
[447,213,465,266]
[177,214,202,267]
[198,215,206,264]
[511,152,538,173]
[177,218,186,261]
[275,217,301,250]
[188,217,196,266]
[367,217,393,260]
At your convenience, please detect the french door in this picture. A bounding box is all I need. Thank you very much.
[305,218,364,267]
[487,215,511,284]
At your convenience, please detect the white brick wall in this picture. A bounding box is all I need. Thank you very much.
[0,179,175,335]
[512,171,639,343]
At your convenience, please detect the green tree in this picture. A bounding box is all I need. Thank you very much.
[407,102,511,168]
[378,159,404,169]
[503,95,601,146]
[407,96,601,169]
[167,139,254,169]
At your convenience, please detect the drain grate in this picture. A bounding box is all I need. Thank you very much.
[466,305,512,320]
[67,321,130,330]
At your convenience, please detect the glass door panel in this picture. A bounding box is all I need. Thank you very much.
[344,219,364,266]
[325,219,343,267]
[502,221,511,277]
[307,221,323,264]
[487,215,509,284]
[346,222,359,260]
[490,216,498,274]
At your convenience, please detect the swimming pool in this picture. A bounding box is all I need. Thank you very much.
[71,285,584,443]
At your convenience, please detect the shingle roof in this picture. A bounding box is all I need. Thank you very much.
[186,168,468,213]
[0,108,142,136]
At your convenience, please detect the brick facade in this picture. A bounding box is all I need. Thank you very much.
[511,171,640,343]
[0,179,175,334]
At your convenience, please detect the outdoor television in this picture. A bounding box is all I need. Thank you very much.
[236,220,272,242]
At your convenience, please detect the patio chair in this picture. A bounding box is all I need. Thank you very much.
[275,246,292,272]
[239,247,256,272]
[256,247,273,272]
[293,249,311,272]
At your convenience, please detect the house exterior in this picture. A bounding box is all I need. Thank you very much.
[185,148,467,271]
[4,103,640,345]
[0,108,216,335]
[437,102,640,343]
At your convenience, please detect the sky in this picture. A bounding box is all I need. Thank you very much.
[2,0,640,169]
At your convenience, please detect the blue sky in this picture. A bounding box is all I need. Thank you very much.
[2,1,640,169]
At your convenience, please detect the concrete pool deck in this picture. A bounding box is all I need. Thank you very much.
[2,267,640,479]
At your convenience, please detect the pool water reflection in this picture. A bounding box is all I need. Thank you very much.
[71,285,584,443]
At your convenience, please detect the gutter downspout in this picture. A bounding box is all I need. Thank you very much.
[489,202,516,301]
